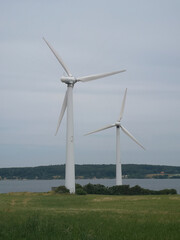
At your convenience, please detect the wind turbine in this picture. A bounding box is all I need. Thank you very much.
[85,88,145,185]
[43,38,126,193]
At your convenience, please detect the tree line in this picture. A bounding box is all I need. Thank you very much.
[0,164,180,180]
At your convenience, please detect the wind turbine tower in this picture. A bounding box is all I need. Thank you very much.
[85,88,145,185]
[43,38,126,193]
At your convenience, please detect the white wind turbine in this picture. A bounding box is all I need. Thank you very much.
[85,88,145,185]
[43,38,126,193]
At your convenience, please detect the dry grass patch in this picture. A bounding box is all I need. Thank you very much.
[92,197,115,202]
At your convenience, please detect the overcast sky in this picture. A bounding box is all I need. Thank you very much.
[0,0,180,168]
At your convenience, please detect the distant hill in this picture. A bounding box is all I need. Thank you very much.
[0,164,180,180]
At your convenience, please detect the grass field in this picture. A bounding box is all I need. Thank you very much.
[0,192,180,240]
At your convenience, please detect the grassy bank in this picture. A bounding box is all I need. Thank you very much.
[0,192,180,240]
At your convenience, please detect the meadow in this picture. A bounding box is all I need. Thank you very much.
[0,192,180,240]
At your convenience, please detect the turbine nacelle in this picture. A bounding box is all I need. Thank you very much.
[115,122,121,128]
[61,76,77,85]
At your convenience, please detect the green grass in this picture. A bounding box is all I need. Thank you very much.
[0,192,180,240]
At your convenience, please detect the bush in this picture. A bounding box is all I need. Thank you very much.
[93,184,109,195]
[129,185,149,195]
[54,184,177,196]
[83,183,96,194]
[54,186,70,194]
[83,183,110,195]
[76,188,87,195]
[82,184,177,196]
[158,189,177,195]
[109,185,130,195]
[75,183,83,190]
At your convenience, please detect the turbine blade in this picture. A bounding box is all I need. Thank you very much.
[77,70,126,82]
[43,37,72,77]
[118,88,127,121]
[55,91,68,136]
[85,124,115,136]
[121,125,145,150]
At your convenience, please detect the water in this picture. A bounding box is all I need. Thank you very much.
[0,179,180,194]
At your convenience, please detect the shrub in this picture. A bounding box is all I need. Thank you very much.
[83,183,95,194]
[54,186,70,194]
[129,185,148,195]
[83,183,110,195]
[54,184,177,196]
[76,188,87,195]
[75,183,83,190]
[93,184,110,195]
[158,189,177,195]
[109,185,130,195]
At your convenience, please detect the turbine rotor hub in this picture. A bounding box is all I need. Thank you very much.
[115,122,121,128]
[61,76,77,85]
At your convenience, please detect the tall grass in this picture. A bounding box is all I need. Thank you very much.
[0,193,179,240]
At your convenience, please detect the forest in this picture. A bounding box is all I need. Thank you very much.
[0,164,180,180]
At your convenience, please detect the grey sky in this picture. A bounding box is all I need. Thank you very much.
[0,0,180,167]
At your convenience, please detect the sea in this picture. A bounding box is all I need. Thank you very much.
[0,179,180,194]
